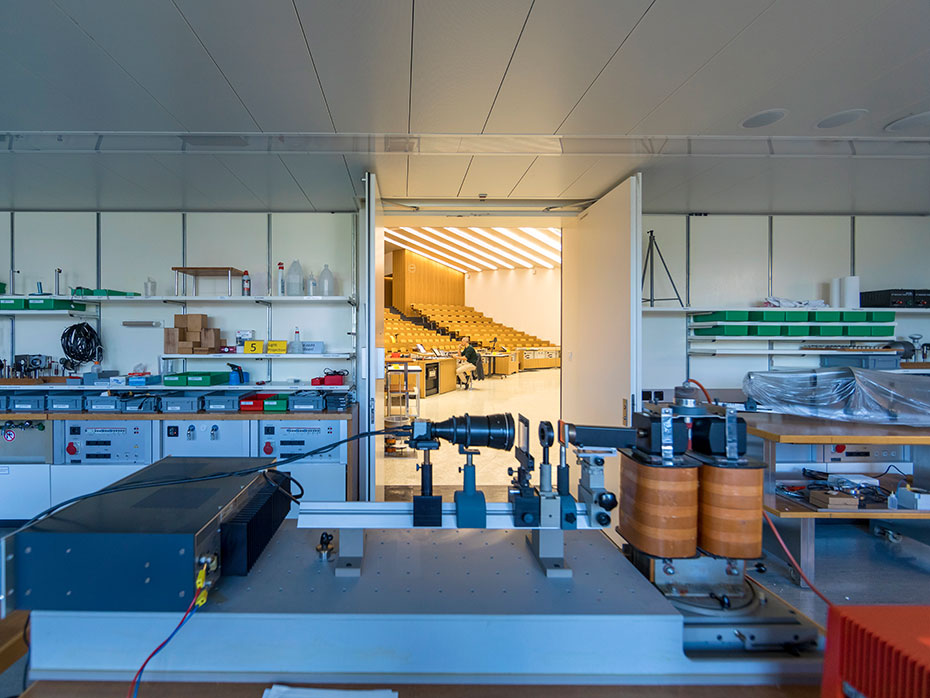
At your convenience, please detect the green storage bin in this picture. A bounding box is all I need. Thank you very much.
[27,298,86,311]
[694,325,749,336]
[867,311,895,322]
[842,326,864,337]
[842,311,868,322]
[186,372,230,386]
[0,282,6,294]
[749,326,781,336]
[693,311,749,322]
[783,311,809,322]
[0,298,26,310]
[781,325,811,336]
[810,325,843,336]
[748,310,785,322]
[164,373,190,386]
[263,394,289,411]
[809,311,841,322]
[869,326,895,337]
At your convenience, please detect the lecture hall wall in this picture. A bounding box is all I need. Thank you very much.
[465,268,561,345]
[390,249,465,315]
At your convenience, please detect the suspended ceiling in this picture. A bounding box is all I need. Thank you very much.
[1,0,929,213]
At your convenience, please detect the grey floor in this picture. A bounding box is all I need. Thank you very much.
[0,651,27,698]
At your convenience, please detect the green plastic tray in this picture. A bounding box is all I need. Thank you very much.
[869,326,895,336]
[694,325,749,336]
[781,325,811,336]
[842,311,868,322]
[693,311,749,322]
[164,373,190,386]
[867,311,896,322]
[0,299,26,310]
[810,325,843,336]
[809,311,841,322]
[783,311,809,322]
[186,372,230,386]
[27,298,86,311]
[263,394,289,411]
[748,310,785,322]
[749,326,781,336]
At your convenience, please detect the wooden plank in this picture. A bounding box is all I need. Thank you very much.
[171,267,244,276]
[0,610,28,675]
[765,496,930,520]
[742,412,930,445]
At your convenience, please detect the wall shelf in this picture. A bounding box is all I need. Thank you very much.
[689,335,889,342]
[689,348,897,356]
[161,353,354,360]
[98,295,354,304]
[688,321,895,328]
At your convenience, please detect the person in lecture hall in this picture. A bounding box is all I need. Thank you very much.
[456,335,481,388]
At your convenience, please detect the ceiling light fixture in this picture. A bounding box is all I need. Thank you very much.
[472,228,553,269]
[457,228,534,269]
[492,228,560,266]
[423,227,514,269]
[816,108,868,129]
[404,226,497,270]
[387,229,481,272]
[740,109,787,129]
[548,227,562,238]
[385,235,467,274]
[884,110,930,132]
[519,227,562,252]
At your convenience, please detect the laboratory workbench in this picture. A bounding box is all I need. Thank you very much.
[0,411,351,421]
[742,412,930,444]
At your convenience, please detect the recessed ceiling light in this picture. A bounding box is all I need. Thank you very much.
[440,227,514,269]
[519,227,562,252]
[493,228,560,266]
[489,228,556,269]
[884,110,930,132]
[741,109,787,129]
[385,236,467,274]
[548,228,562,238]
[401,226,497,270]
[463,228,534,269]
[816,108,868,129]
[387,229,481,272]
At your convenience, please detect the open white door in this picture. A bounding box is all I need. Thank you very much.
[561,172,642,425]
[357,173,385,501]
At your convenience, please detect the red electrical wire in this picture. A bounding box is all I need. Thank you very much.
[684,378,713,403]
[126,592,199,698]
[762,511,832,606]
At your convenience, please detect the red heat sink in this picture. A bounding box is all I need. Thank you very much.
[822,605,930,698]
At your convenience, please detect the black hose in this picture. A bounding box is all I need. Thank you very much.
[60,322,102,366]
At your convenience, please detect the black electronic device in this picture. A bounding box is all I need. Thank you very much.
[6,457,276,612]
[860,289,914,308]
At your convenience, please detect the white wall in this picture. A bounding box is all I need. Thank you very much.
[464,267,560,344]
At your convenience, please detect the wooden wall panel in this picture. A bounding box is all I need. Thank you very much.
[391,249,464,314]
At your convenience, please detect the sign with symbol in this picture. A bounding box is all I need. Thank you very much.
[3,430,16,443]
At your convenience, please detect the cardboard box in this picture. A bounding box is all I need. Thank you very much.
[186,330,203,345]
[164,328,181,353]
[244,340,264,354]
[201,328,221,349]
[186,314,209,332]
[266,340,287,354]
[177,341,194,355]
[809,489,858,509]
[193,347,215,354]
[174,314,188,329]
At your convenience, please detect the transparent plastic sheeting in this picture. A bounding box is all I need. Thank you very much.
[743,368,930,426]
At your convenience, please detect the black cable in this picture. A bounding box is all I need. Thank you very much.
[17,427,408,531]
[877,463,908,477]
[262,470,304,504]
[60,322,102,366]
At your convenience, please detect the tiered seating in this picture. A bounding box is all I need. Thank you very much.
[385,307,460,353]
[410,303,555,349]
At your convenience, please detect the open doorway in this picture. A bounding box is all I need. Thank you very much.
[375,218,563,502]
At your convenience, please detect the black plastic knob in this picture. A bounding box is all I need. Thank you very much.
[595,512,611,526]
[564,512,576,524]
[595,457,605,466]
[597,491,618,511]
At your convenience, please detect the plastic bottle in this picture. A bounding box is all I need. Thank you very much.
[307,271,318,296]
[276,262,285,296]
[241,270,251,296]
[285,260,304,296]
[319,264,335,296]
[289,326,302,353]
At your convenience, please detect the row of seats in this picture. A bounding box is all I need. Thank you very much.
[385,307,460,353]
[410,303,555,349]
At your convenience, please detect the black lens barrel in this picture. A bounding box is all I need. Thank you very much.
[429,413,515,451]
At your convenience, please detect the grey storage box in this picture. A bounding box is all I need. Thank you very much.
[85,394,124,412]
[161,391,204,413]
[820,354,901,370]
[9,392,46,412]
[46,392,85,412]
[0,395,8,412]
[202,390,243,412]
[288,390,325,412]
[123,394,161,413]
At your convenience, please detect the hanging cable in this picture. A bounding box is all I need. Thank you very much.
[762,511,832,606]
[60,322,102,368]
[684,378,712,403]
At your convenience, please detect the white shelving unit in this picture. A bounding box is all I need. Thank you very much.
[161,353,354,360]
[0,382,354,392]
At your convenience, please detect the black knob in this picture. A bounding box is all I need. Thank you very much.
[597,491,618,511]
[507,468,515,476]
[754,562,767,574]
[564,512,576,524]
[595,457,605,466]
[595,512,611,526]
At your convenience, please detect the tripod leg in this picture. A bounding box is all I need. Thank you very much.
[653,238,684,307]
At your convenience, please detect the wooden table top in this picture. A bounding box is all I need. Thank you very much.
[765,494,930,519]
[742,412,930,444]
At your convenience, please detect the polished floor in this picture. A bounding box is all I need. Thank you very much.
[380,368,560,491]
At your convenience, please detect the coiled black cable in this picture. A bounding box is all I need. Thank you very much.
[60,322,102,366]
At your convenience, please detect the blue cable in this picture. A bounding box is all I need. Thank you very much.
[131,604,199,698]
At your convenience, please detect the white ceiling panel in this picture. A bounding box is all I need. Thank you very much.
[173,0,334,132]
[410,0,532,133]
[0,2,183,131]
[215,156,314,210]
[557,0,773,136]
[344,154,408,199]
[558,156,653,199]
[633,0,898,136]
[53,0,259,131]
[296,0,412,133]
[457,156,537,197]
[151,154,265,209]
[483,0,653,134]
[406,156,472,198]
[277,154,357,211]
[508,156,599,198]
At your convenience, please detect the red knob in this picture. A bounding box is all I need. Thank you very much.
[66,442,78,455]
[263,442,274,455]
[835,444,846,454]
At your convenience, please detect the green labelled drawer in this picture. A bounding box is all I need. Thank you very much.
[164,373,190,386]
[27,298,86,311]
[867,311,896,322]
[869,326,895,337]
[694,325,749,336]
[186,372,230,386]
[0,282,6,294]
[748,310,785,322]
[810,325,843,336]
[809,311,841,322]
[842,326,865,336]
[749,326,781,336]
[842,311,868,322]
[693,311,749,322]
[0,299,26,310]
[781,325,811,336]
[263,394,289,411]
[783,311,809,322]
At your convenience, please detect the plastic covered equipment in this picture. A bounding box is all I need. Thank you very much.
[743,367,930,425]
